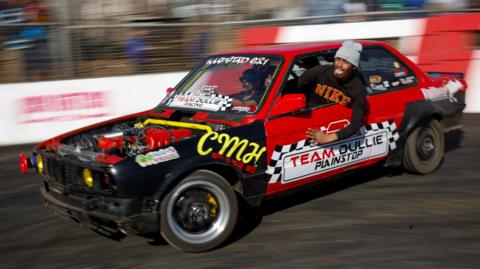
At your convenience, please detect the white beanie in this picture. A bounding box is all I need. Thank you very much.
[335,40,363,68]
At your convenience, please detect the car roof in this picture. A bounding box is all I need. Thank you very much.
[217,40,386,58]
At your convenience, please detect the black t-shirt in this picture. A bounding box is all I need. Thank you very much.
[298,65,367,140]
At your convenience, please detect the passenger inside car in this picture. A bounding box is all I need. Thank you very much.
[231,69,262,111]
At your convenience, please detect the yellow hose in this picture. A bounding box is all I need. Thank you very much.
[135,119,213,133]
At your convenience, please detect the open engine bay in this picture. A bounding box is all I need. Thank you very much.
[56,116,227,163]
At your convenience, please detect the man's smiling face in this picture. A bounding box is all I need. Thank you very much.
[334,57,354,80]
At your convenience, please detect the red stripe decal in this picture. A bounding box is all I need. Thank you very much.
[417,13,480,73]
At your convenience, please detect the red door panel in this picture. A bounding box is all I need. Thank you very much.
[264,104,353,195]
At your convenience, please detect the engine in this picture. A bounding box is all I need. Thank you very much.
[95,126,193,156]
[59,121,194,161]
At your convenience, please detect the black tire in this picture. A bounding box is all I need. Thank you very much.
[403,119,444,174]
[160,170,238,252]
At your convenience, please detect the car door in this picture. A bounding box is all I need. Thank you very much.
[264,53,356,195]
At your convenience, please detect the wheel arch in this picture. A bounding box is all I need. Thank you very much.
[385,101,444,167]
[400,101,444,137]
[157,161,244,202]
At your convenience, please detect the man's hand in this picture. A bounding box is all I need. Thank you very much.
[306,128,338,144]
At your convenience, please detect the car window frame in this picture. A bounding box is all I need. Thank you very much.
[268,49,352,120]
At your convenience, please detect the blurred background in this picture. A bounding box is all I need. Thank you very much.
[1,0,479,83]
[1,3,480,266]
[0,0,479,145]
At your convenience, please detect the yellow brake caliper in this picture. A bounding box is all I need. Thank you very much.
[207,194,218,218]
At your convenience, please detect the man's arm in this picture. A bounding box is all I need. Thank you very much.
[297,65,321,90]
[306,90,367,144]
[336,90,367,140]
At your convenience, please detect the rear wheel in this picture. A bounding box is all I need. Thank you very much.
[160,170,238,252]
[403,119,444,174]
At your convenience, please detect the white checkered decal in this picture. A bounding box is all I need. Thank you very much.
[266,119,399,183]
[165,92,233,111]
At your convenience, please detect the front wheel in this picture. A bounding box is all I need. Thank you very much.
[403,119,444,174]
[160,170,238,252]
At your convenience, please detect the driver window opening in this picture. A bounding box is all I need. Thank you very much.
[282,50,337,106]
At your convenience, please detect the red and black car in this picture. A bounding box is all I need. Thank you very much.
[20,41,467,252]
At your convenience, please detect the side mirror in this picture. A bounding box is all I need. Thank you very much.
[166,87,174,94]
[270,94,306,117]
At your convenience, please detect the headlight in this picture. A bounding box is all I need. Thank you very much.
[36,155,44,174]
[82,168,94,189]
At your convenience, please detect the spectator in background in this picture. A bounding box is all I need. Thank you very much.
[0,0,26,24]
[21,0,51,81]
[343,0,368,13]
[125,30,149,73]
[189,30,211,62]
[306,0,348,23]
[377,0,406,11]
[404,0,427,10]
[342,0,368,22]
[0,0,5,9]
[427,0,469,10]
[24,0,48,22]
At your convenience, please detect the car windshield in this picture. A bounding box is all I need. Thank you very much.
[161,55,282,114]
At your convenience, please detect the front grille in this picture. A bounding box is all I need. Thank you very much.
[45,157,65,184]
[53,162,65,184]
[64,164,83,189]
[40,155,114,194]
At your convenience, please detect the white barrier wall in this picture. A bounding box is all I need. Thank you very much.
[0,72,187,146]
[2,14,479,146]
[276,19,426,43]
[466,51,480,113]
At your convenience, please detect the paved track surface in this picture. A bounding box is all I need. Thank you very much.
[1,114,479,269]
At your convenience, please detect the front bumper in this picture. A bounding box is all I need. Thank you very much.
[41,183,159,236]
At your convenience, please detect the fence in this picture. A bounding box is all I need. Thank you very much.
[1,8,479,84]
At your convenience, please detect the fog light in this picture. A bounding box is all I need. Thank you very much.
[83,168,94,188]
[37,155,44,174]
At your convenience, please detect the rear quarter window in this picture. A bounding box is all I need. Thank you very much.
[359,46,418,94]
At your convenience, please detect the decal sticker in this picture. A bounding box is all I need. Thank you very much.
[211,153,257,173]
[135,146,180,167]
[314,83,352,106]
[199,85,219,93]
[206,56,270,65]
[394,70,407,78]
[399,76,415,85]
[392,81,401,87]
[369,75,382,84]
[18,91,110,124]
[266,120,399,183]
[166,90,232,111]
[393,66,408,78]
[383,81,390,88]
[197,131,266,165]
[421,79,463,103]
[231,105,255,113]
[320,119,351,134]
[371,84,387,91]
